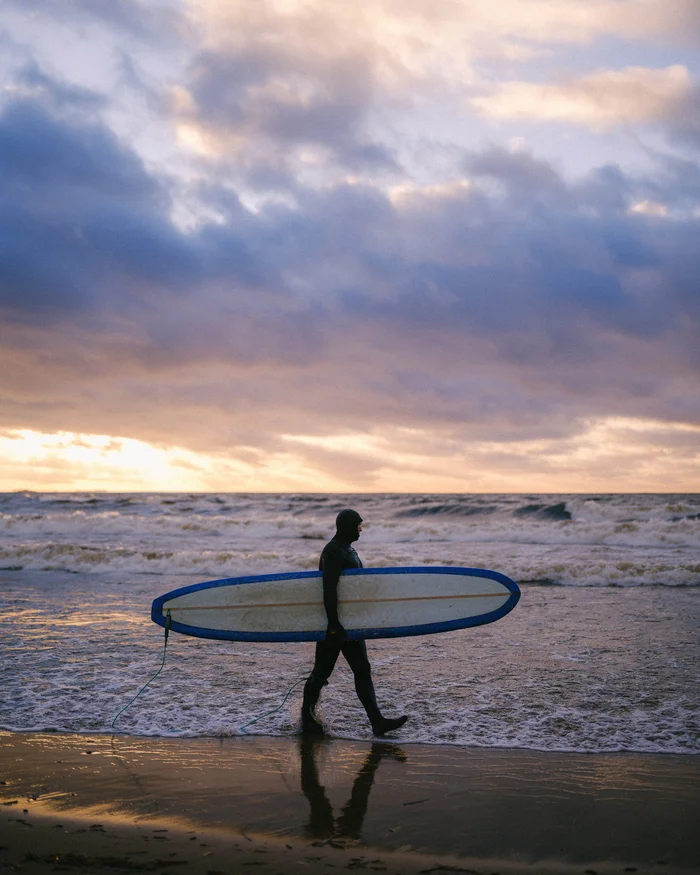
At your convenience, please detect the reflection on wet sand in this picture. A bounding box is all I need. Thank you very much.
[299,738,407,841]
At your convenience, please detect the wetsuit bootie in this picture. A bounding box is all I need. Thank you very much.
[354,674,408,736]
[301,674,327,736]
[371,715,408,736]
[301,711,326,735]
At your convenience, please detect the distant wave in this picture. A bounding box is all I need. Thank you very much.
[395,503,498,518]
[513,502,572,520]
[1,491,698,587]
[395,500,573,521]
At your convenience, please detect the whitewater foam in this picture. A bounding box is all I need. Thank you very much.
[2,492,699,585]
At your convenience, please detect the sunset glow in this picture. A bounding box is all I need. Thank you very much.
[2,418,698,493]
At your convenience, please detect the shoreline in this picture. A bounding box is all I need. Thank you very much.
[2,731,699,874]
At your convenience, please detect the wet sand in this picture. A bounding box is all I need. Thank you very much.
[1,731,698,874]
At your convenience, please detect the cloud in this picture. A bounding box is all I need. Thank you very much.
[4,89,698,464]
[174,47,399,175]
[1,15,700,493]
[156,0,700,210]
[667,83,700,152]
[470,65,694,129]
[189,0,700,85]
[0,100,158,199]
[13,60,107,112]
[0,97,180,318]
[4,0,187,44]
[172,1,700,183]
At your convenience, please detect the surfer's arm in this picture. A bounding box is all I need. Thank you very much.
[321,551,346,640]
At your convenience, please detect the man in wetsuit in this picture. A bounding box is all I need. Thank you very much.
[301,509,408,737]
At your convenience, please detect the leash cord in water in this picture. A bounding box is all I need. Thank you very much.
[111,613,171,730]
[239,677,307,734]
[111,612,304,734]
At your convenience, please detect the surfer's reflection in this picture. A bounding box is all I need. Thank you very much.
[299,738,407,840]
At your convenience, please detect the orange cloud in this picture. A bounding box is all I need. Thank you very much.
[470,65,693,128]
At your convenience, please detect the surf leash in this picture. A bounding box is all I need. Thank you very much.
[239,676,307,734]
[112,611,304,734]
[111,611,171,730]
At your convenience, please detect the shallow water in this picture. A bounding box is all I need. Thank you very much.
[1,492,699,753]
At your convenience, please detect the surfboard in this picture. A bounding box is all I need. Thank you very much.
[151,566,520,643]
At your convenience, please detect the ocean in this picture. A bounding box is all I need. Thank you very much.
[1,492,698,754]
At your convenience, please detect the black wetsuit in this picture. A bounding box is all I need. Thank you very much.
[309,534,373,687]
[301,510,407,735]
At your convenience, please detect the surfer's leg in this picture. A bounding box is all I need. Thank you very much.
[301,641,341,734]
[342,641,408,736]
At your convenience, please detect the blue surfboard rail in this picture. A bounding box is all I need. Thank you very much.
[151,566,521,643]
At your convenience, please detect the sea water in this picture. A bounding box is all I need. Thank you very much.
[1,492,698,754]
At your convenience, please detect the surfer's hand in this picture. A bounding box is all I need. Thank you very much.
[326,621,346,641]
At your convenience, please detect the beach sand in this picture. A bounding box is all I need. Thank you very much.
[1,731,698,875]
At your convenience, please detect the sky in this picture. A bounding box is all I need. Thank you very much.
[1,0,699,493]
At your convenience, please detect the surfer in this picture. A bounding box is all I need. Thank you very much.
[301,509,408,737]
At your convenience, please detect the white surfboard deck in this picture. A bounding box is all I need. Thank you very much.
[151,567,520,642]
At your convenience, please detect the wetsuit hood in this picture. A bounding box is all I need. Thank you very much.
[335,508,363,543]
